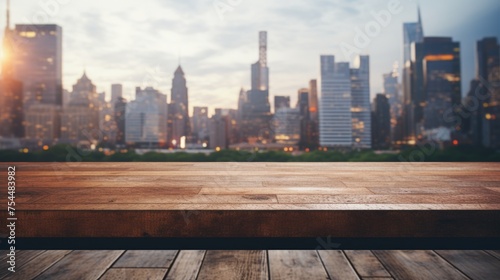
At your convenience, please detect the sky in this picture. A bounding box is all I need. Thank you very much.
[4,0,500,115]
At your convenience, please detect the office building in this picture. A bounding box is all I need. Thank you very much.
[412,37,461,138]
[192,106,209,144]
[372,94,392,150]
[319,55,353,147]
[60,72,101,143]
[126,87,168,146]
[402,7,424,143]
[168,65,191,145]
[350,55,372,149]
[274,96,290,112]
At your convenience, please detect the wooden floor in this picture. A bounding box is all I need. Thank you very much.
[1,162,499,238]
[1,250,500,280]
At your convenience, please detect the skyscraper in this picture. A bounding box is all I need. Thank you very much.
[351,55,372,149]
[238,31,272,143]
[169,65,191,145]
[192,106,209,144]
[372,94,392,150]
[320,55,352,147]
[12,24,63,107]
[126,87,168,146]
[383,64,401,143]
[111,84,123,104]
[308,79,320,148]
[467,37,500,148]
[402,7,424,143]
[60,72,101,143]
[274,96,290,112]
[251,31,269,91]
[412,37,461,137]
[297,88,312,148]
[0,0,23,138]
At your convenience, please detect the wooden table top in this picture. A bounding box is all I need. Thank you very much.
[1,162,499,239]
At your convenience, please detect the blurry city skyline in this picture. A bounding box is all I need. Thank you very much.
[3,0,499,114]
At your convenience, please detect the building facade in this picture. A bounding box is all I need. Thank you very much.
[319,55,353,147]
[350,55,372,149]
[126,87,168,146]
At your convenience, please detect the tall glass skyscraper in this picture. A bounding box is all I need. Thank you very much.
[319,55,353,147]
[12,24,63,108]
[169,65,191,145]
[402,7,424,143]
[350,55,372,149]
[412,37,461,136]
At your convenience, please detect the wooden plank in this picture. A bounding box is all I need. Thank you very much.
[113,251,178,268]
[29,194,278,204]
[196,251,267,280]
[277,194,500,204]
[318,250,360,280]
[367,187,495,195]
[0,251,46,278]
[99,269,167,280]
[14,210,500,238]
[2,251,71,280]
[15,203,494,211]
[35,251,123,280]
[268,250,329,280]
[344,251,391,278]
[373,250,468,280]
[165,250,206,280]
[200,187,372,195]
[17,187,201,196]
[436,250,500,280]
[486,250,500,260]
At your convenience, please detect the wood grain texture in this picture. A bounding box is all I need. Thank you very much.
[344,251,392,278]
[436,250,500,280]
[1,250,499,279]
[165,251,206,280]
[0,251,46,279]
[268,250,329,280]
[2,251,72,280]
[112,251,178,268]
[99,269,168,280]
[196,251,268,280]
[373,250,468,280]
[318,250,360,280]
[1,162,499,238]
[34,251,123,280]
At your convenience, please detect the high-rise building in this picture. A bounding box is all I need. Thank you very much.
[319,55,352,147]
[274,96,290,112]
[350,55,372,149]
[126,87,168,146]
[297,88,312,148]
[308,79,320,148]
[192,106,209,144]
[372,94,391,150]
[402,7,424,143]
[383,64,401,144]
[209,109,229,150]
[273,107,300,145]
[60,72,101,143]
[238,31,272,143]
[467,37,500,148]
[0,0,23,138]
[24,104,61,142]
[412,37,461,138]
[111,84,123,104]
[114,97,127,146]
[251,31,269,92]
[169,65,190,145]
[12,24,63,108]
